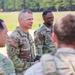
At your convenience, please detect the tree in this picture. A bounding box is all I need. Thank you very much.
[40,0,54,9]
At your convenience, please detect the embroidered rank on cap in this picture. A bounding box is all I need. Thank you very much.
[10,40,18,47]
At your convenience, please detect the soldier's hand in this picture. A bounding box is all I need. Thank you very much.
[34,55,41,62]
[34,60,40,64]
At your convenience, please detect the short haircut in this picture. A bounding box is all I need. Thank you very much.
[18,9,32,20]
[42,10,52,17]
[54,13,75,45]
[0,19,4,30]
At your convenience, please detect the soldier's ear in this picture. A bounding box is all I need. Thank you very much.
[52,32,58,43]
[19,18,23,23]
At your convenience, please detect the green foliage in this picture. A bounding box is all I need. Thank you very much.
[0,0,75,11]
[40,0,55,9]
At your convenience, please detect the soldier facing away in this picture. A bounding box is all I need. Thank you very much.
[6,9,35,75]
[24,13,75,75]
[0,19,16,75]
[34,10,56,61]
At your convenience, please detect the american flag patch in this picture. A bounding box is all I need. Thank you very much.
[10,40,18,47]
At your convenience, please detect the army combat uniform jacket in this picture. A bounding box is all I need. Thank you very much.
[6,27,35,75]
[24,48,75,75]
[0,53,16,75]
[34,24,56,57]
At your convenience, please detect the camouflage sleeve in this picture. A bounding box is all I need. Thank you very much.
[40,54,58,75]
[6,36,24,71]
[0,68,4,74]
[44,34,57,55]
[34,31,44,57]
[0,54,16,75]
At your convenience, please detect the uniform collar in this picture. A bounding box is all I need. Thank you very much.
[56,48,75,55]
[43,23,53,32]
[16,27,29,37]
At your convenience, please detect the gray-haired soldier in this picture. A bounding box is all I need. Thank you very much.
[34,10,56,61]
[6,9,35,75]
[24,13,75,75]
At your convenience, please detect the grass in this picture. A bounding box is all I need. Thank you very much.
[0,11,75,31]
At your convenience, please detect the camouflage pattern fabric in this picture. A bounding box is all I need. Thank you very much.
[24,48,75,75]
[6,27,35,75]
[41,48,75,75]
[0,53,15,75]
[34,24,56,57]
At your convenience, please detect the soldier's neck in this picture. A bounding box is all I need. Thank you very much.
[44,23,52,28]
[19,26,28,33]
[58,44,75,50]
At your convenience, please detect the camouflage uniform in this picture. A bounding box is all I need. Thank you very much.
[34,24,56,57]
[6,27,35,75]
[24,48,75,75]
[0,53,15,75]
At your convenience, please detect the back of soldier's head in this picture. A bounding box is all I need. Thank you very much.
[0,19,8,47]
[54,13,75,45]
[18,9,32,20]
[0,19,4,31]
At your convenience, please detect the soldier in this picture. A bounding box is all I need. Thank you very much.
[6,9,35,75]
[0,19,16,75]
[34,10,56,61]
[24,13,75,75]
